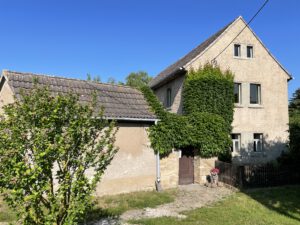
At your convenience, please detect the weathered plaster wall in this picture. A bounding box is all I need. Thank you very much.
[153,17,289,164]
[95,123,157,196]
[160,151,179,189]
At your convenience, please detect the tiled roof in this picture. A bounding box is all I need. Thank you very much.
[2,70,156,121]
[149,18,236,89]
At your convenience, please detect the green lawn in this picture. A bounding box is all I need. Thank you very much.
[131,186,300,225]
[88,188,178,221]
[0,189,178,223]
[0,198,16,222]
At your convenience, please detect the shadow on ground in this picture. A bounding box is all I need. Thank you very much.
[243,185,300,222]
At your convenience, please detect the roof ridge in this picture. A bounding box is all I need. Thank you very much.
[2,70,135,90]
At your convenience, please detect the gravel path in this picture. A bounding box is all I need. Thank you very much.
[90,184,234,225]
[121,184,233,221]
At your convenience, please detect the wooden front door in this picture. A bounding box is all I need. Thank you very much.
[179,149,194,185]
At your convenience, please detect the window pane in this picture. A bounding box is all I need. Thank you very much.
[234,83,240,103]
[234,44,240,57]
[166,88,172,107]
[253,133,263,152]
[235,141,239,152]
[250,84,261,104]
[247,46,253,58]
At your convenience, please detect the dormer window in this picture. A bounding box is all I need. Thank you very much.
[234,44,241,57]
[166,88,172,108]
[247,46,253,58]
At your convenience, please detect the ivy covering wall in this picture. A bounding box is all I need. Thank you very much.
[140,64,235,158]
[183,64,234,126]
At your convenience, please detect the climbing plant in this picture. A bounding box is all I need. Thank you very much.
[183,64,234,126]
[141,64,234,158]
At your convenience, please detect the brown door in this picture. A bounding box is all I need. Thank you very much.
[179,149,194,185]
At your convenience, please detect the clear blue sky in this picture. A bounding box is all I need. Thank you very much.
[0,0,299,98]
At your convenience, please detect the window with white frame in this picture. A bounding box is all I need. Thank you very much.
[250,83,261,104]
[234,83,241,104]
[231,134,241,152]
[234,44,241,57]
[253,133,263,152]
[166,88,172,108]
[247,46,253,58]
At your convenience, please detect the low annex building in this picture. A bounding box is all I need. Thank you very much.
[0,70,158,196]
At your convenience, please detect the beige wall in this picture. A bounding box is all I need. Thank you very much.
[95,123,157,196]
[154,75,185,114]
[153,17,290,164]
[0,77,15,114]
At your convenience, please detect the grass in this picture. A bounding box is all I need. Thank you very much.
[131,185,300,225]
[0,197,16,222]
[88,188,178,221]
[0,189,178,223]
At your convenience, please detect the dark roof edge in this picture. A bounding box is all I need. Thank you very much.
[151,68,187,90]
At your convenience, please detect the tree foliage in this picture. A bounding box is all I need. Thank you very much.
[125,71,152,88]
[0,87,118,225]
[277,88,300,165]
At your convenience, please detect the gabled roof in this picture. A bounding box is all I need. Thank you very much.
[149,18,236,89]
[1,70,156,121]
[150,16,292,89]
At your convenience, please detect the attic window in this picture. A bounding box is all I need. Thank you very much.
[234,44,241,57]
[247,46,253,58]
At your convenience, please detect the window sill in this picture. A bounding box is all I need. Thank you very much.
[233,56,254,60]
[234,104,244,108]
[248,104,263,109]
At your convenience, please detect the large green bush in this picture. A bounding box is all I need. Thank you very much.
[0,87,118,225]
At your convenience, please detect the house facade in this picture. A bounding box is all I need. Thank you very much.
[150,16,291,184]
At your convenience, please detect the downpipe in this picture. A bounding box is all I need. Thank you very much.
[154,120,163,192]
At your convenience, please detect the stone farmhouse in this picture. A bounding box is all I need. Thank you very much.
[0,16,291,195]
[150,16,291,185]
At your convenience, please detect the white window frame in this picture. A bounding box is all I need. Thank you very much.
[234,83,242,104]
[250,83,261,105]
[231,134,241,153]
[253,133,263,152]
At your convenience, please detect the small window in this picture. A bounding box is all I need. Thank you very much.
[231,134,241,152]
[234,44,241,57]
[253,133,263,152]
[234,83,241,104]
[250,84,261,104]
[166,88,172,108]
[247,46,253,58]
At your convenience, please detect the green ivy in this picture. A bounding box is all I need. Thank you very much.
[140,64,234,158]
[183,64,234,126]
